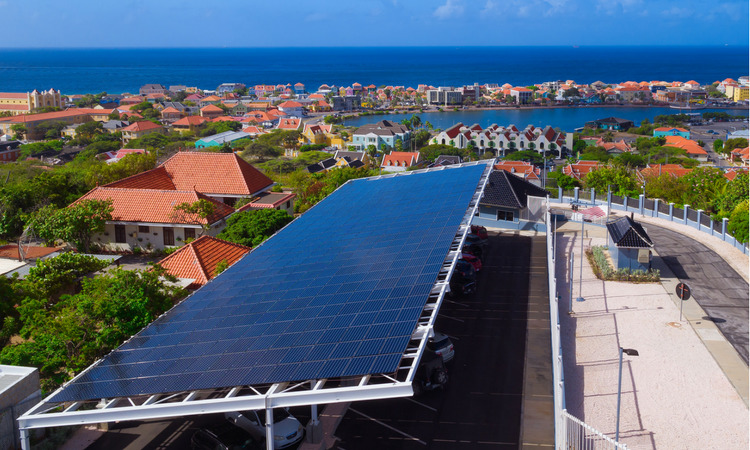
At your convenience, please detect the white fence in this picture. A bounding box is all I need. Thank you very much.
[561,410,628,450]
[546,209,628,450]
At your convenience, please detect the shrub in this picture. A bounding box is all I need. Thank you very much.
[586,246,660,282]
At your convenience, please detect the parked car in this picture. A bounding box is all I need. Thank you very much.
[191,422,260,450]
[413,349,449,395]
[463,243,484,261]
[471,225,488,240]
[461,253,482,272]
[427,332,455,363]
[224,408,304,449]
[465,233,487,247]
[448,271,476,298]
[453,259,475,279]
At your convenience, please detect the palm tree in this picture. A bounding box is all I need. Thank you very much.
[410,114,422,130]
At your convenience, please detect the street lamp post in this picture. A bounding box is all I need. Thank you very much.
[615,347,639,442]
[576,209,585,302]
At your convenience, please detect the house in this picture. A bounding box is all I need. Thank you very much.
[510,87,533,104]
[77,187,235,251]
[293,83,305,95]
[200,104,224,119]
[606,215,654,271]
[301,123,334,146]
[306,158,338,174]
[653,127,690,139]
[562,161,602,181]
[493,161,542,186]
[158,235,251,289]
[331,95,361,111]
[195,130,251,149]
[590,137,633,154]
[237,191,297,215]
[172,116,208,132]
[0,89,62,115]
[380,151,420,172]
[473,170,548,231]
[216,83,245,95]
[160,106,182,122]
[333,150,369,167]
[663,135,708,161]
[0,110,94,140]
[724,167,748,180]
[639,164,693,180]
[100,148,146,164]
[277,101,304,117]
[584,117,634,131]
[276,117,302,131]
[730,147,749,166]
[120,121,165,144]
[139,84,167,95]
[0,140,21,162]
[75,152,274,250]
[352,120,411,150]
[426,87,463,105]
[427,155,462,168]
[102,120,130,133]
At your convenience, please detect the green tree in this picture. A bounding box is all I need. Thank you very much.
[27,199,113,252]
[218,209,293,247]
[75,121,105,139]
[172,199,216,235]
[10,124,27,140]
[681,167,726,212]
[713,139,724,154]
[723,138,748,153]
[714,173,749,218]
[583,166,639,197]
[727,200,749,243]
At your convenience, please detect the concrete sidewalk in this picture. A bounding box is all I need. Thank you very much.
[555,223,748,449]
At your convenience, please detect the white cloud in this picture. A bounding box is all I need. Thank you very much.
[481,0,569,18]
[434,0,464,19]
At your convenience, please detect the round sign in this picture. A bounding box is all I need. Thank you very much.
[675,283,691,301]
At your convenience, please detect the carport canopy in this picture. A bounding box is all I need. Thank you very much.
[18,162,493,449]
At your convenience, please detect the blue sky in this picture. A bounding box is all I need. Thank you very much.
[2,0,748,47]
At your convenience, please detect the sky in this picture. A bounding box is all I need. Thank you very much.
[1,0,748,48]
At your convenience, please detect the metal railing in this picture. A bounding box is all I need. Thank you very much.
[553,187,749,255]
[561,410,628,450]
[547,209,628,450]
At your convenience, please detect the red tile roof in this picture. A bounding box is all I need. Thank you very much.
[200,104,223,112]
[0,93,29,99]
[76,188,234,225]
[0,244,63,260]
[158,235,250,288]
[0,109,92,123]
[381,151,420,168]
[640,164,693,178]
[664,136,707,155]
[277,118,301,130]
[122,121,162,132]
[562,161,602,180]
[278,101,302,108]
[173,116,208,127]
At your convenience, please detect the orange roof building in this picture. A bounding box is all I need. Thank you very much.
[172,115,208,130]
[639,164,693,179]
[158,235,250,288]
[381,151,421,172]
[493,161,541,184]
[664,136,708,160]
[562,161,602,181]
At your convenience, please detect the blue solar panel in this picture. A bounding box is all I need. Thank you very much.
[49,164,488,403]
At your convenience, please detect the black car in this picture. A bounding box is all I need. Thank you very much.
[191,422,260,450]
[413,349,449,395]
[463,243,484,261]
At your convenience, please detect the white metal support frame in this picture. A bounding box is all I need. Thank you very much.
[17,161,495,449]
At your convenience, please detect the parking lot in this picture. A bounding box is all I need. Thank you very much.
[80,232,543,450]
[334,233,539,449]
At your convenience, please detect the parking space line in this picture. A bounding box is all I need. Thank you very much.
[404,397,438,412]
[437,314,464,322]
[349,408,427,445]
[443,299,469,307]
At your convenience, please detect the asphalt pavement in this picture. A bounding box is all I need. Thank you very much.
[646,224,749,364]
[334,232,545,449]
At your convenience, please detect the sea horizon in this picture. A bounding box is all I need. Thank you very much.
[0,45,747,95]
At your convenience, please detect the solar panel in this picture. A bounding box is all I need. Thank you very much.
[49,164,487,403]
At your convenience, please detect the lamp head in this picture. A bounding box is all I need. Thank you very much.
[622,348,639,356]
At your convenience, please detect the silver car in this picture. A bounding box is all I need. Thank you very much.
[427,332,455,363]
[224,408,304,449]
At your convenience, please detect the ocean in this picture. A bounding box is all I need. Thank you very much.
[0,46,747,95]
[342,106,749,133]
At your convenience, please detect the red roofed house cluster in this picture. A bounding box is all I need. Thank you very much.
[76,152,287,251]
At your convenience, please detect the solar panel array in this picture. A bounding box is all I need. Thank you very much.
[50,164,487,403]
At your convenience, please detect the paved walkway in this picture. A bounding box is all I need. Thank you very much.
[555,223,748,449]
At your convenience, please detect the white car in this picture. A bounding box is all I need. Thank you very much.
[427,332,455,363]
[224,408,304,449]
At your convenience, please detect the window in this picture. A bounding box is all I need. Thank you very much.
[496,210,515,221]
[163,228,175,246]
[184,228,195,240]
[115,225,126,243]
[138,225,149,233]
[286,200,291,208]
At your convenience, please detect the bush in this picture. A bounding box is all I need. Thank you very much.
[727,200,749,244]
